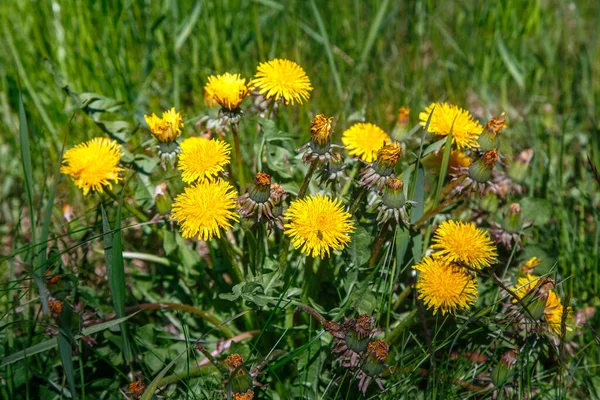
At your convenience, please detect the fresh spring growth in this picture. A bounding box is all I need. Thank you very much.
[419,102,483,150]
[413,256,478,315]
[359,141,403,190]
[177,137,231,184]
[431,220,498,269]
[60,137,123,195]
[171,179,239,241]
[341,122,391,162]
[284,194,354,258]
[144,108,184,167]
[251,58,313,105]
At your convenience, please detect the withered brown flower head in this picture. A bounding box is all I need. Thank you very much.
[367,339,389,362]
[226,354,245,372]
[376,141,402,169]
[233,389,255,400]
[48,299,63,314]
[254,172,271,187]
[355,314,376,335]
[129,380,146,398]
[386,177,404,192]
[482,148,499,167]
[484,112,507,136]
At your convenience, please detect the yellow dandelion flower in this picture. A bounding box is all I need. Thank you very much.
[422,147,471,171]
[519,256,541,274]
[414,256,478,315]
[545,290,568,335]
[144,107,184,142]
[60,137,123,196]
[341,123,391,163]
[251,59,313,105]
[511,274,542,300]
[284,194,355,258]
[171,179,239,241]
[419,102,483,149]
[204,72,251,111]
[178,137,231,184]
[431,220,498,269]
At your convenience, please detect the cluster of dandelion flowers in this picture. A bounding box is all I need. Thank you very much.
[204,72,251,111]
[341,123,391,163]
[431,220,498,269]
[413,256,478,315]
[251,59,313,105]
[60,137,123,195]
[144,107,184,142]
[419,102,483,150]
[171,179,239,241]
[284,194,355,258]
[177,137,231,184]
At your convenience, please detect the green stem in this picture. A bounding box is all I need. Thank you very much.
[386,308,417,345]
[340,162,360,198]
[217,236,245,284]
[368,221,391,268]
[230,122,245,189]
[297,159,319,199]
[348,186,367,215]
[105,188,150,223]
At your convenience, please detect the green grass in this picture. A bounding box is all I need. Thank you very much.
[1,0,599,399]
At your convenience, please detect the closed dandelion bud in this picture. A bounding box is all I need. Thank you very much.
[468,148,498,183]
[491,349,517,387]
[360,141,402,190]
[345,315,376,353]
[237,172,274,221]
[361,340,389,377]
[478,113,506,152]
[508,148,534,183]
[381,178,405,209]
[226,354,253,394]
[503,203,522,233]
[154,182,172,214]
[310,113,333,148]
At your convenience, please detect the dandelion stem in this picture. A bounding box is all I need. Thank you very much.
[348,186,367,215]
[386,308,417,345]
[297,159,319,199]
[230,122,245,189]
[368,221,391,268]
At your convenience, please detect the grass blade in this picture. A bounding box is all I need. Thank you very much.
[58,303,77,399]
[18,92,36,246]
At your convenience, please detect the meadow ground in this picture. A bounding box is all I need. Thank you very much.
[1,1,599,399]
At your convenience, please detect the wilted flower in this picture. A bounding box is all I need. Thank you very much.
[128,380,146,398]
[357,340,389,394]
[48,299,63,314]
[326,314,381,368]
[251,59,313,105]
[359,141,403,190]
[237,172,278,222]
[60,137,123,195]
[171,179,239,241]
[478,112,507,151]
[284,194,354,258]
[299,114,342,163]
[413,256,478,315]
[489,203,533,250]
[452,148,499,194]
[397,106,411,125]
[419,102,483,150]
[431,220,498,269]
[341,122,391,163]
[491,349,517,387]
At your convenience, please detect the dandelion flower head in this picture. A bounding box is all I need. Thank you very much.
[204,72,251,111]
[284,194,355,258]
[414,256,478,315]
[251,59,313,105]
[171,179,239,241]
[144,107,184,142]
[419,102,483,149]
[60,137,123,195]
[431,220,498,269]
[178,137,231,184]
[341,123,391,163]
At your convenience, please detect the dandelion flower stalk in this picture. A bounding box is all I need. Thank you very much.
[230,122,245,188]
[297,159,319,200]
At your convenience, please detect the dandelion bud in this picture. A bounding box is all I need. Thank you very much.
[478,113,506,151]
[154,182,172,214]
[468,148,498,183]
[226,354,253,394]
[233,389,255,400]
[361,340,389,377]
[360,141,402,190]
[310,113,334,147]
[237,172,275,221]
[381,178,405,209]
[503,203,523,233]
[508,148,534,183]
[491,349,517,387]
